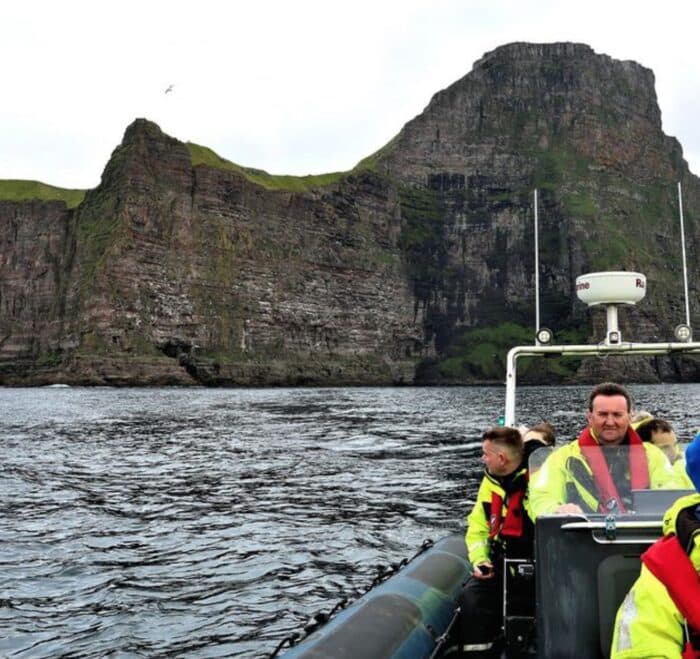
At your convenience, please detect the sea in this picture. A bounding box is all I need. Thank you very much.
[1,384,698,658]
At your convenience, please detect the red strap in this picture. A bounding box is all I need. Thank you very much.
[642,535,700,631]
[489,491,503,538]
[683,641,700,659]
[578,427,649,512]
[488,486,526,539]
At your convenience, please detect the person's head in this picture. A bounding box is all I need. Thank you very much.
[685,432,700,491]
[586,382,632,445]
[481,426,523,477]
[523,422,556,447]
[631,410,653,428]
[637,418,680,463]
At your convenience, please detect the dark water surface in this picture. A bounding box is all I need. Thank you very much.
[1,384,698,657]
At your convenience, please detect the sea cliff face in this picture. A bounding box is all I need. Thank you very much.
[1,42,699,385]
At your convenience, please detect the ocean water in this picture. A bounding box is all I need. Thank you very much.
[1,384,698,658]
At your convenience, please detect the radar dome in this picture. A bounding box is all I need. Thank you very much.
[575,272,646,306]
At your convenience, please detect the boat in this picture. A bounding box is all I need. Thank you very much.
[272,269,698,659]
[273,190,700,659]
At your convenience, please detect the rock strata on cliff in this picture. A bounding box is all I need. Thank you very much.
[1,41,699,385]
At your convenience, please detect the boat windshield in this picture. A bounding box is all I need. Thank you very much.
[527,444,694,516]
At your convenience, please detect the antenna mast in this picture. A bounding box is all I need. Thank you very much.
[534,189,540,339]
[678,182,691,326]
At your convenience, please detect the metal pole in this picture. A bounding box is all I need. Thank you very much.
[505,347,518,426]
[678,182,691,326]
[534,189,540,340]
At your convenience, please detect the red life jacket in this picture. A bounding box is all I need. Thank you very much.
[578,427,649,513]
[488,472,528,539]
[641,535,700,658]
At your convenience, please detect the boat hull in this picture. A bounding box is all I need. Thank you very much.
[282,533,469,659]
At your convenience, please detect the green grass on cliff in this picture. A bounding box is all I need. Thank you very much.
[353,134,401,173]
[0,180,86,208]
[435,322,587,382]
[532,145,592,191]
[187,143,345,191]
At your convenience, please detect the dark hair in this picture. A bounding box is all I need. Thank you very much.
[483,426,523,457]
[527,422,556,446]
[588,382,632,412]
[637,418,673,442]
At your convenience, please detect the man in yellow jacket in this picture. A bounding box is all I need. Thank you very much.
[456,426,532,657]
[529,382,683,517]
[610,434,700,658]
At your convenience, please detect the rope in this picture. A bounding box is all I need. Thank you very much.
[269,632,300,657]
[428,605,462,659]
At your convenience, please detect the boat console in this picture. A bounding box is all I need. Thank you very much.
[534,512,660,659]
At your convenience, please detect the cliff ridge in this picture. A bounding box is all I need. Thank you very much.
[1,42,698,385]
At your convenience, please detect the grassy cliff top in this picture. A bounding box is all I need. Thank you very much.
[0,180,86,209]
[186,142,348,192]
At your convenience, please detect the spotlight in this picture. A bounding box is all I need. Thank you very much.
[674,324,693,342]
[608,331,621,345]
[536,327,553,345]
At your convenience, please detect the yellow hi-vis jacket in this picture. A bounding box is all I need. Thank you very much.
[610,493,700,659]
[528,437,684,518]
[674,458,695,489]
[465,467,533,566]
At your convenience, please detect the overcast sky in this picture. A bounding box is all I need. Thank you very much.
[2,0,699,189]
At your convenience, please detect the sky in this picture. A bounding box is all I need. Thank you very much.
[2,0,700,190]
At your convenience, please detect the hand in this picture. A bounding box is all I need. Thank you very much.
[473,563,494,579]
[555,503,585,514]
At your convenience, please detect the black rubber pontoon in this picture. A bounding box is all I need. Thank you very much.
[281,534,469,659]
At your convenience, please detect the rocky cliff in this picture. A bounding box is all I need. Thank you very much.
[1,42,699,385]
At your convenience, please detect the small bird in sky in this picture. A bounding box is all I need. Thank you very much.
[165,84,174,94]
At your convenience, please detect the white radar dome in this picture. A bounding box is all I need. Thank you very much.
[575,272,646,306]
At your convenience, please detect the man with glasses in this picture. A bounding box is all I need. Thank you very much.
[636,418,694,489]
